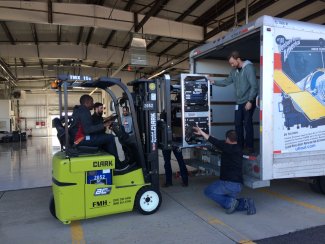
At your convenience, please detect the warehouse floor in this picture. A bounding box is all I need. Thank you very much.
[1,137,325,243]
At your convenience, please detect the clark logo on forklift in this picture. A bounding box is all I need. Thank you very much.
[94,187,111,196]
[93,161,113,167]
[92,200,108,208]
[150,112,157,150]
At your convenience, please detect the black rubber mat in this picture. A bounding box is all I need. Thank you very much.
[255,225,325,244]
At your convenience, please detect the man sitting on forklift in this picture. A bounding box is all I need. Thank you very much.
[91,102,106,135]
[92,102,104,125]
[70,94,130,171]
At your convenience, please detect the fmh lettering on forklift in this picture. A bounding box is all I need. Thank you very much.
[92,200,108,208]
[93,160,113,167]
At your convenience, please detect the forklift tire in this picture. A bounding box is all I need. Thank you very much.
[309,177,322,194]
[319,176,325,195]
[135,186,162,215]
[49,196,57,219]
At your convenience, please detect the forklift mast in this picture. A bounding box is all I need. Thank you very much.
[128,79,159,189]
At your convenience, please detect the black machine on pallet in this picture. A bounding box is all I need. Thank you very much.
[157,74,211,150]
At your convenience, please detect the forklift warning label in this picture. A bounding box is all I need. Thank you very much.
[273,28,325,153]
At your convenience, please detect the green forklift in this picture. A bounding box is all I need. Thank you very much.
[50,75,162,224]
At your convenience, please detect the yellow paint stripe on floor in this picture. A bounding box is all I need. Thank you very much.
[197,210,256,244]
[238,240,256,244]
[208,217,227,226]
[71,221,85,244]
[260,188,325,214]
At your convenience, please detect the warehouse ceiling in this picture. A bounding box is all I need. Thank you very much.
[0,0,324,90]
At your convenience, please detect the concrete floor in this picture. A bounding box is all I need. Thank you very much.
[0,137,56,191]
[1,137,325,243]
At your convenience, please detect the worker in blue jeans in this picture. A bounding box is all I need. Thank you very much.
[193,127,256,215]
[162,147,188,187]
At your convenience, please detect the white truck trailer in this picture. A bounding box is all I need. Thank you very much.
[188,15,325,193]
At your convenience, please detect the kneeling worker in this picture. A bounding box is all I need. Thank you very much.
[193,126,256,215]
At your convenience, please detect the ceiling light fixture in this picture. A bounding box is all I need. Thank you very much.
[89,87,97,95]
[148,69,166,79]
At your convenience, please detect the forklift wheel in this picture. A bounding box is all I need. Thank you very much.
[49,196,57,219]
[135,186,162,215]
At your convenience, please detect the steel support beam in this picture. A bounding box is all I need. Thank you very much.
[204,0,277,40]
[134,0,168,32]
[0,43,185,67]
[276,0,317,18]
[0,21,15,44]
[300,9,325,22]
[0,1,207,41]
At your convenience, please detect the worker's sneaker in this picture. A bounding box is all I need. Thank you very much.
[181,182,188,187]
[162,182,173,188]
[225,199,239,214]
[246,198,256,215]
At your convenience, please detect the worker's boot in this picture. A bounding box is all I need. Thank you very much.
[225,199,239,214]
[244,198,256,215]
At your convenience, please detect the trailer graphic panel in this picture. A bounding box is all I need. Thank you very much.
[273,31,325,154]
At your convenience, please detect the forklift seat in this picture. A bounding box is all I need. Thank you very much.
[52,118,66,150]
[52,118,99,156]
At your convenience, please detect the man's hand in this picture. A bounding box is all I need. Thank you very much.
[103,114,118,123]
[193,126,209,140]
[206,75,215,85]
[193,126,202,136]
[245,101,252,111]
[104,121,113,128]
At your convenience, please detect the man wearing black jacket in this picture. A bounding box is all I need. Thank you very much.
[193,127,256,215]
[70,95,129,170]
[92,102,106,135]
[92,102,104,125]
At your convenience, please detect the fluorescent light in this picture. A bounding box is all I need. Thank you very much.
[89,87,97,95]
[148,69,166,79]
[130,37,147,48]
